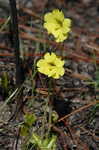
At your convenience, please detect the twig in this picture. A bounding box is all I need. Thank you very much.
[58,100,99,122]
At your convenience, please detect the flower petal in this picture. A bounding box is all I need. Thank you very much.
[44,52,56,63]
[44,23,58,34]
[44,13,54,22]
[55,58,65,67]
[52,9,64,22]
[63,19,71,28]
[37,59,46,67]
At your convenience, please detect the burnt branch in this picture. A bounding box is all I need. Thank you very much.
[9,0,22,86]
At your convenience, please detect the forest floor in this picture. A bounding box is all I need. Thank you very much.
[0,0,99,150]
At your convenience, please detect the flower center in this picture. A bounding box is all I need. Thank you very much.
[56,19,63,27]
[49,62,55,67]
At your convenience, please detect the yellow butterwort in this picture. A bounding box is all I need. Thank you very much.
[37,52,65,79]
[44,9,71,42]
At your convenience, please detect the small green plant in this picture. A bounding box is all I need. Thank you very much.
[20,113,36,137]
[21,8,72,150]
[85,70,99,90]
[94,70,99,89]
[1,72,9,92]
[30,133,57,150]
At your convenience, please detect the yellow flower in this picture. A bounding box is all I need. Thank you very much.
[44,9,71,42]
[37,52,65,79]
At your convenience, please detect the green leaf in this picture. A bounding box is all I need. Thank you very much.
[1,72,9,91]
[30,133,57,150]
[95,71,99,88]
[52,111,59,122]
[24,113,36,126]
[30,133,42,147]
[20,125,29,137]
[46,136,57,149]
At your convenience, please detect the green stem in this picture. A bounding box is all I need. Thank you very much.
[0,16,10,32]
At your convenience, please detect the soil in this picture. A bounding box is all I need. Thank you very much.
[0,0,99,150]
